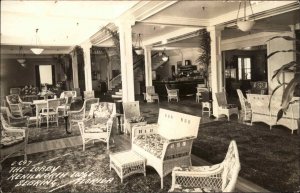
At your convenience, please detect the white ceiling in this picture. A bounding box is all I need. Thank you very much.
[1,1,299,56]
[1,1,138,46]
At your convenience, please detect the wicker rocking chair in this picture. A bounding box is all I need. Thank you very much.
[169,140,241,192]
[236,89,251,122]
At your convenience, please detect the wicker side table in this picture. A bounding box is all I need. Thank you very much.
[110,150,146,183]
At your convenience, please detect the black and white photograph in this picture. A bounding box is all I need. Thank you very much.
[1,1,300,192]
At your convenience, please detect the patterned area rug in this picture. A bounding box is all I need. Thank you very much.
[192,121,300,192]
[1,144,171,193]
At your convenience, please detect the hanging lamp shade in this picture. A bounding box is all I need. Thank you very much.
[236,0,255,32]
[30,48,44,55]
[16,46,26,67]
[237,19,255,32]
[31,28,44,55]
[162,49,168,62]
[134,33,144,55]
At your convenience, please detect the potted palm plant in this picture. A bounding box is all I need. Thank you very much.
[266,35,300,121]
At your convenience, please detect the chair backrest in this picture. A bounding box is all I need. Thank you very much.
[47,99,60,112]
[74,88,81,96]
[84,98,99,114]
[6,94,21,104]
[10,88,21,95]
[157,108,201,139]
[84,91,95,99]
[89,102,116,120]
[215,92,228,106]
[62,91,77,98]
[236,89,247,110]
[146,86,156,94]
[123,101,140,120]
[222,140,241,192]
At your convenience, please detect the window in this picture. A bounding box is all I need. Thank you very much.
[238,57,251,80]
[39,65,53,85]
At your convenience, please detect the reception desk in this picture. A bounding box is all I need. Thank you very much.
[153,79,204,97]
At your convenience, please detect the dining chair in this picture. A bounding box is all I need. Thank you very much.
[39,99,60,128]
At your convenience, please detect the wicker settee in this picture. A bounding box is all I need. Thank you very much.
[247,94,299,134]
[131,108,201,188]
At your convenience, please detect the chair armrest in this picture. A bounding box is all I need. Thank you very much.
[22,101,32,106]
[68,108,85,120]
[170,164,223,192]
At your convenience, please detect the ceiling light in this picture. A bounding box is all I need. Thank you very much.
[17,46,26,67]
[162,49,169,62]
[236,0,255,32]
[30,28,44,55]
[134,33,144,55]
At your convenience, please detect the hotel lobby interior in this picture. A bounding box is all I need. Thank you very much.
[1,1,300,192]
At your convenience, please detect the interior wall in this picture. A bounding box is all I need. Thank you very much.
[156,48,200,80]
[0,57,60,97]
[267,31,294,96]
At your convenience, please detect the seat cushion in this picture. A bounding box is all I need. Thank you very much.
[1,132,24,147]
[84,123,107,133]
[128,116,145,123]
[133,134,168,158]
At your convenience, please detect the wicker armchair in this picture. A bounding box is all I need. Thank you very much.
[145,86,159,103]
[0,107,27,126]
[165,85,179,102]
[1,114,29,162]
[77,102,116,151]
[123,101,146,135]
[6,94,32,117]
[68,98,99,131]
[236,89,251,122]
[215,92,239,121]
[169,140,241,192]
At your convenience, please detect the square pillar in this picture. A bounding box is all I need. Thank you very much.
[144,45,153,87]
[208,26,224,117]
[116,19,135,102]
[82,42,93,91]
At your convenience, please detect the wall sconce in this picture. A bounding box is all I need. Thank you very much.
[236,0,255,32]
[30,28,44,55]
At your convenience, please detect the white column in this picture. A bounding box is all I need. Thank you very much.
[144,45,153,87]
[71,52,79,89]
[207,26,223,117]
[116,19,135,102]
[82,41,93,91]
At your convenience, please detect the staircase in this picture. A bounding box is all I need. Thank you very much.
[107,52,167,99]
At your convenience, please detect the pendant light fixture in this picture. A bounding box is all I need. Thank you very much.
[134,33,144,55]
[162,49,169,62]
[17,46,26,67]
[236,0,255,32]
[30,28,44,55]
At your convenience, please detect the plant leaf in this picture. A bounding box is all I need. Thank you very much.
[271,61,298,84]
[266,36,300,44]
[280,78,297,112]
[267,50,300,59]
[276,109,284,122]
[268,84,287,109]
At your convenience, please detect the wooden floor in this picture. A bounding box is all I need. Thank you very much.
[22,134,269,192]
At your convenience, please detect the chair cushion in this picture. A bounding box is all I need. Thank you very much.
[90,103,112,119]
[84,123,107,133]
[128,116,145,123]
[133,134,168,158]
[8,95,19,104]
[1,131,24,147]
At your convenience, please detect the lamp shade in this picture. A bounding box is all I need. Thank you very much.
[162,55,168,62]
[30,48,44,55]
[17,59,26,64]
[135,49,144,55]
[237,20,255,32]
